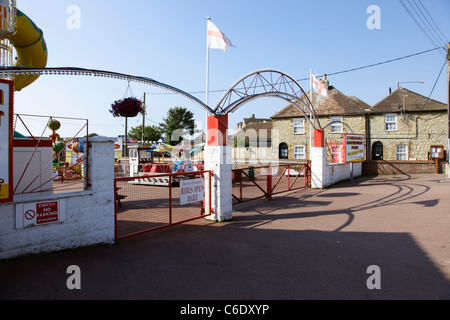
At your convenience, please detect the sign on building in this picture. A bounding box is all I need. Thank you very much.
[16,200,66,229]
[180,178,204,205]
[344,134,365,163]
[0,80,13,203]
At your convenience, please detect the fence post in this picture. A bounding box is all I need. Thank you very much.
[169,174,172,225]
[267,167,272,200]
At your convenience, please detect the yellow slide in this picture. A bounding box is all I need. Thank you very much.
[8,9,48,91]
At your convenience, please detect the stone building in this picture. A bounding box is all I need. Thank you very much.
[368,87,447,161]
[232,114,274,164]
[271,79,448,163]
[271,77,370,161]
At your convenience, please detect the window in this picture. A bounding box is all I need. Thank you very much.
[330,117,343,133]
[294,145,306,160]
[279,143,288,159]
[385,114,397,131]
[293,119,305,134]
[396,145,408,160]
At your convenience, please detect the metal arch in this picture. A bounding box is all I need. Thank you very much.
[0,66,214,114]
[213,69,321,128]
[222,91,319,130]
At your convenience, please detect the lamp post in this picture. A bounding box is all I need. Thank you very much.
[397,81,424,89]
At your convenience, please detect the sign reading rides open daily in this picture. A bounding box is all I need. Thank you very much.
[0,80,13,203]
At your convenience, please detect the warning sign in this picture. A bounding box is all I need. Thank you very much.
[36,201,60,224]
[16,200,65,229]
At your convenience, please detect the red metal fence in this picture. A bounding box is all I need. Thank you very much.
[232,162,311,204]
[114,171,212,240]
[13,114,89,195]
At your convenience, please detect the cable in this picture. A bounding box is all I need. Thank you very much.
[415,0,448,45]
[417,0,449,44]
[323,47,442,78]
[418,59,447,112]
[408,0,446,48]
[399,0,447,58]
[146,47,443,96]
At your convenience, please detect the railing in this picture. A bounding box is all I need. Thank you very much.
[13,114,89,196]
[232,162,311,204]
[114,170,213,240]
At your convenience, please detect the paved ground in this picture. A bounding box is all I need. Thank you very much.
[1,174,450,301]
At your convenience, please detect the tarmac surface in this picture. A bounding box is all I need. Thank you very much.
[1,174,450,301]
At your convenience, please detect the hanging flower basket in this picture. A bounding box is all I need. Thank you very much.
[109,97,143,118]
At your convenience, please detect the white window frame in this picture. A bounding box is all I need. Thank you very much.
[293,118,305,134]
[385,114,397,131]
[396,145,408,160]
[330,117,343,133]
[294,145,306,160]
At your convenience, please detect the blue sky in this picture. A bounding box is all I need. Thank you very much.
[13,0,450,138]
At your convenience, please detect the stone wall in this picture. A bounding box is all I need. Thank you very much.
[363,160,446,175]
[272,115,367,160]
[368,112,448,160]
[273,111,447,162]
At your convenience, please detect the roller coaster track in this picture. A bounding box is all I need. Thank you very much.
[0,66,214,114]
[0,67,321,128]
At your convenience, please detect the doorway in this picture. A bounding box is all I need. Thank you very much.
[372,141,383,160]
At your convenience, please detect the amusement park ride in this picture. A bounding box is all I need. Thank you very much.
[0,0,321,197]
[128,141,205,186]
[0,0,206,191]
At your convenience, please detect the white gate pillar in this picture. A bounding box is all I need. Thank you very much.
[204,115,233,222]
[310,129,329,189]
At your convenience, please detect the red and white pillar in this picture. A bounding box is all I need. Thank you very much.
[310,129,328,188]
[204,115,233,221]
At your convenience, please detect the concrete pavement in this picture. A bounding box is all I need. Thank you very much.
[1,174,450,301]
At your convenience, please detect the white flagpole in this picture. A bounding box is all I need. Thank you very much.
[206,17,211,107]
[309,69,313,160]
[205,17,211,145]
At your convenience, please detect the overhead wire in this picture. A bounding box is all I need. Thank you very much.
[416,0,449,44]
[398,0,447,58]
[146,47,443,96]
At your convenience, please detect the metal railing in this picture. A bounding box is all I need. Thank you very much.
[114,170,213,240]
[232,162,311,204]
[13,114,89,196]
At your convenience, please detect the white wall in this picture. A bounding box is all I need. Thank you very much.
[311,147,362,189]
[0,136,116,260]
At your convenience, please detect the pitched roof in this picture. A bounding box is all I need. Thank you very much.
[234,120,273,138]
[271,86,369,119]
[371,87,447,114]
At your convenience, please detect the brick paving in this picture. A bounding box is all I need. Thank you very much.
[1,174,449,300]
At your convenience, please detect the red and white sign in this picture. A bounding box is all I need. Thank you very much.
[16,200,66,229]
[343,134,365,163]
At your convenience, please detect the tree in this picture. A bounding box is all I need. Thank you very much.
[159,107,197,145]
[128,125,162,142]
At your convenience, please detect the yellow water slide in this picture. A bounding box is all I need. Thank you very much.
[8,9,48,91]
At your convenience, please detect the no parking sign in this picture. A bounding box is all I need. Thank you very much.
[16,200,66,229]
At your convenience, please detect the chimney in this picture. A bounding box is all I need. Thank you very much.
[252,114,255,119]
[389,87,392,95]
[321,74,329,88]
